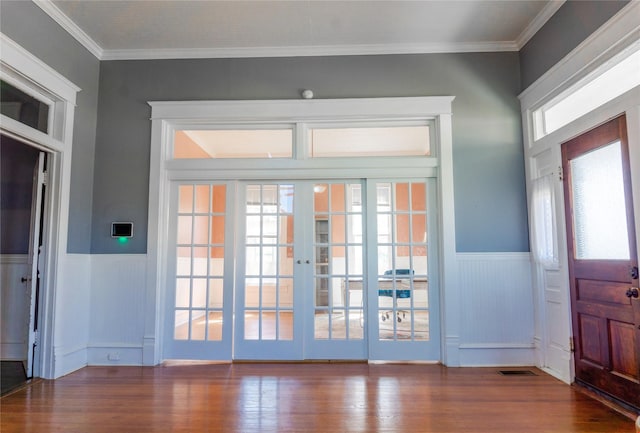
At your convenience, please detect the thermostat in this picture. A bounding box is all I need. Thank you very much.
[111,222,133,238]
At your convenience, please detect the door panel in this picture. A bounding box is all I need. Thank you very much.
[164,182,234,360]
[562,114,640,409]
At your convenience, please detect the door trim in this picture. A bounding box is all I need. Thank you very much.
[147,97,458,365]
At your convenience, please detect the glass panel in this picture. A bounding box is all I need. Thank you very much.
[206,312,223,341]
[396,214,410,243]
[348,245,363,275]
[212,185,226,212]
[331,313,347,339]
[262,283,277,308]
[315,311,330,339]
[177,216,192,244]
[208,279,223,308]
[175,278,190,308]
[309,125,430,157]
[395,183,409,211]
[192,247,208,275]
[194,185,210,213]
[190,312,206,340]
[178,185,193,213]
[262,185,278,211]
[0,80,49,133]
[315,277,329,307]
[244,312,258,340]
[245,247,260,275]
[192,279,207,308]
[571,141,630,260]
[245,280,259,308]
[174,129,293,159]
[331,184,345,212]
[209,248,224,276]
[331,215,345,243]
[279,185,294,213]
[314,185,329,212]
[278,312,293,340]
[411,182,426,211]
[279,248,293,276]
[413,280,429,309]
[348,310,364,340]
[279,278,294,308]
[192,216,209,244]
[174,310,189,340]
[176,247,190,275]
[412,214,427,243]
[414,311,429,340]
[211,216,225,244]
[261,312,276,340]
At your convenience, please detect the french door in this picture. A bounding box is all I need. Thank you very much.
[164,179,440,361]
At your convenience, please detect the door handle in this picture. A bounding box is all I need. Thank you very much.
[626,287,639,298]
[21,276,32,283]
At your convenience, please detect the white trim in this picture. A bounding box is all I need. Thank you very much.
[515,1,566,49]
[100,41,518,61]
[519,0,640,386]
[1,34,79,380]
[519,1,640,108]
[32,0,103,60]
[146,96,457,365]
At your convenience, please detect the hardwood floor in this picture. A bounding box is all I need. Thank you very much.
[1,363,635,433]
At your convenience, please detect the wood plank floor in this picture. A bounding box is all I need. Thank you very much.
[0,363,635,433]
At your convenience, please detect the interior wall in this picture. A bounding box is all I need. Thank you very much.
[94,52,528,254]
[0,0,100,254]
[519,0,630,90]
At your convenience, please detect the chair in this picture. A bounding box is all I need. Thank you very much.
[379,269,412,322]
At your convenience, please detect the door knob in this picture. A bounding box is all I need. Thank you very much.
[626,287,639,298]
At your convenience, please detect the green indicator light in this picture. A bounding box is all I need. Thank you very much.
[118,237,129,244]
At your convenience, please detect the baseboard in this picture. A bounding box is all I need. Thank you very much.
[54,345,87,378]
[458,344,536,366]
[87,344,143,366]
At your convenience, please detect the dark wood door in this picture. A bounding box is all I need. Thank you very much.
[562,114,640,410]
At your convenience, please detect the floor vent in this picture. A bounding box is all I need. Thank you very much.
[498,370,536,376]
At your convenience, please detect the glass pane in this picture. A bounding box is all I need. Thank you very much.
[348,245,363,275]
[244,312,258,340]
[193,216,209,244]
[208,278,223,308]
[396,214,410,243]
[413,280,429,309]
[395,183,409,211]
[177,216,192,244]
[174,310,189,340]
[279,248,293,276]
[261,312,276,340]
[176,247,190,275]
[206,311,223,341]
[309,125,430,157]
[348,310,364,340]
[211,216,225,244]
[315,277,329,307]
[315,311,330,339]
[279,185,294,213]
[331,215,345,243]
[278,312,293,340]
[262,185,278,210]
[245,281,259,308]
[212,185,226,213]
[209,248,224,276]
[192,247,207,275]
[192,279,207,308]
[414,310,429,340]
[194,185,210,213]
[178,185,193,213]
[412,214,427,243]
[190,312,206,340]
[1,80,49,133]
[175,278,190,308]
[571,141,630,260]
[331,184,345,212]
[174,129,293,159]
[279,278,294,307]
[411,182,427,211]
[314,185,329,212]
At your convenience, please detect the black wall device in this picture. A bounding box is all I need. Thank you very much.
[111,222,134,238]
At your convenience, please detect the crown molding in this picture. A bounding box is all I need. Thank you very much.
[101,41,518,61]
[33,0,103,60]
[515,0,566,49]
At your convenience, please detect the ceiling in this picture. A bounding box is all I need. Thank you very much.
[38,0,565,60]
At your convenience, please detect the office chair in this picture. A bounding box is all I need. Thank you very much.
[379,269,412,322]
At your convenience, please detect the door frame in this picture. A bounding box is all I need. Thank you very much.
[1,35,79,379]
[519,2,640,383]
[147,96,458,365]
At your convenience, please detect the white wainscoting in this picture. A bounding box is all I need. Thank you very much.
[54,254,91,377]
[0,255,30,360]
[456,253,535,366]
[87,254,147,365]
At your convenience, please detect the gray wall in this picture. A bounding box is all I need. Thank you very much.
[0,1,100,253]
[519,0,630,90]
[1,136,40,254]
[94,53,529,253]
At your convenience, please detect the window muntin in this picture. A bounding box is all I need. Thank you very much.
[174,129,293,159]
[308,125,430,157]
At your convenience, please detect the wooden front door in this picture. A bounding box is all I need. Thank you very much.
[562,114,640,409]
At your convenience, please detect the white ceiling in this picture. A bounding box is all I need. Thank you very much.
[37,0,565,60]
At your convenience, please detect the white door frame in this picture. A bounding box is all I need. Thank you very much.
[519,2,640,383]
[0,34,79,379]
[147,96,459,365]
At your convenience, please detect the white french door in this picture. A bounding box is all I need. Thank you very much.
[164,179,439,361]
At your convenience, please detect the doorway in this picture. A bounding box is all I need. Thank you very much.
[0,134,46,393]
[163,179,439,362]
[562,114,640,409]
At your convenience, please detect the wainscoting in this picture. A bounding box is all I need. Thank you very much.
[456,252,534,366]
